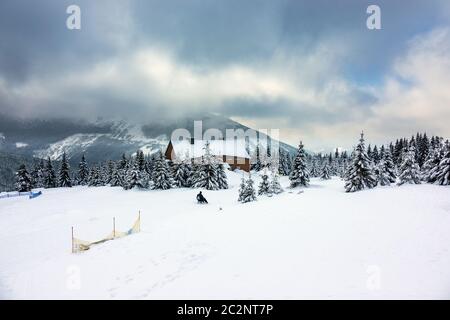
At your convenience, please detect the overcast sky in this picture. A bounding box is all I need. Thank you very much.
[1,0,450,151]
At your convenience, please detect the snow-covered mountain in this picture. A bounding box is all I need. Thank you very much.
[0,113,296,164]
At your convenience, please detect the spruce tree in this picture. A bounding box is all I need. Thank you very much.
[88,167,103,187]
[432,143,450,185]
[270,172,283,195]
[238,174,246,202]
[77,154,89,185]
[397,146,421,185]
[58,152,72,188]
[31,159,45,188]
[217,163,229,189]
[379,148,397,184]
[109,163,123,187]
[125,160,149,190]
[289,141,309,188]
[320,162,331,180]
[15,164,32,192]
[152,151,173,190]
[344,132,376,192]
[191,142,219,190]
[239,174,257,203]
[258,171,271,196]
[44,157,57,189]
[173,162,190,188]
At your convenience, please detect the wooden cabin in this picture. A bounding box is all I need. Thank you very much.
[165,139,251,172]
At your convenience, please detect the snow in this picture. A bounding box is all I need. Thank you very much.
[170,140,249,161]
[15,142,28,148]
[0,172,450,299]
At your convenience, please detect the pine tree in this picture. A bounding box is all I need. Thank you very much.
[44,157,57,189]
[217,163,229,189]
[15,164,32,192]
[118,153,128,170]
[238,174,246,202]
[58,152,72,188]
[269,172,283,195]
[320,162,331,180]
[289,141,310,188]
[172,161,191,188]
[252,144,262,171]
[432,143,450,185]
[88,167,103,187]
[397,146,421,185]
[109,163,123,187]
[125,160,149,190]
[31,159,45,188]
[239,174,257,203]
[380,148,397,184]
[422,147,442,183]
[77,154,89,185]
[191,142,219,190]
[344,132,377,192]
[152,151,173,190]
[258,171,271,196]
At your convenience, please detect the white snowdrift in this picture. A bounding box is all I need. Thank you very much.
[0,171,449,299]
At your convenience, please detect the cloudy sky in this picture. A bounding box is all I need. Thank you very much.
[1,0,450,150]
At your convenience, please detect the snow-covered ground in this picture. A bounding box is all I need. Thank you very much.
[0,171,450,299]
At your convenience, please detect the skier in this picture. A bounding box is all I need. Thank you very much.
[196,191,208,204]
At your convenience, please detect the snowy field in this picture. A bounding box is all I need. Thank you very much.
[0,170,450,299]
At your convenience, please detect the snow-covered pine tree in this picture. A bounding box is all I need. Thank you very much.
[422,145,442,183]
[44,157,57,189]
[125,160,149,190]
[381,148,397,184]
[77,154,89,185]
[397,146,421,185]
[237,174,246,202]
[239,173,257,203]
[58,152,72,188]
[320,162,331,180]
[289,141,309,188]
[258,171,271,196]
[269,171,283,195]
[109,163,123,187]
[152,151,173,190]
[285,152,292,176]
[88,167,103,187]
[31,159,45,188]
[191,142,219,190]
[217,163,229,189]
[344,132,377,192]
[172,160,191,188]
[252,144,263,172]
[432,142,450,185]
[118,153,128,170]
[15,164,32,192]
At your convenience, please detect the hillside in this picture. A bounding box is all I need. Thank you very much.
[1,172,449,299]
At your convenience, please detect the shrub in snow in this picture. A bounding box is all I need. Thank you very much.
[289,141,310,188]
[397,146,421,186]
[344,132,376,192]
[15,164,32,192]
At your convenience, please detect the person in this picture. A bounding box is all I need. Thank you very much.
[196,191,208,204]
